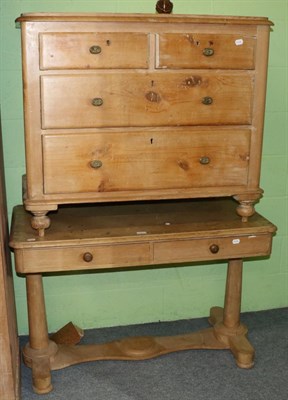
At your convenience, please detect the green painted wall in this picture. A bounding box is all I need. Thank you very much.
[0,0,287,335]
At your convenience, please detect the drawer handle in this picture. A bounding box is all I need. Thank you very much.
[203,48,214,57]
[92,98,103,107]
[90,160,103,169]
[89,45,102,54]
[145,91,161,103]
[83,252,93,262]
[209,244,219,254]
[202,96,213,105]
[199,156,210,165]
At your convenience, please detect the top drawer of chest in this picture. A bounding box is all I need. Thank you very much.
[39,31,256,70]
[39,32,149,69]
[156,33,256,69]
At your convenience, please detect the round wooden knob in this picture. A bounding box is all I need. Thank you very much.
[83,252,93,262]
[156,0,173,14]
[209,244,219,254]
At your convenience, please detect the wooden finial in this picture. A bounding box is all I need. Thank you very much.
[156,0,173,14]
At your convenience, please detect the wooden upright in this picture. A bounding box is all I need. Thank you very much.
[0,114,20,400]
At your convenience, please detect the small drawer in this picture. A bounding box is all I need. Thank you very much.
[153,234,272,264]
[39,32,149,70]
[16,243,151,273]
[156,33,255,69]
[42,129,250,195]
[40,71,253,129]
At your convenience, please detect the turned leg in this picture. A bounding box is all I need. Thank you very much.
[31,212,51,237]
[213,259,255,368]
[23,274,57,394]
[223,259,243,329]
[224,259,254,368]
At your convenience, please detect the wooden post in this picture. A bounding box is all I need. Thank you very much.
[223,259,243,329]
[0,112,20,399]
[24,274,56,393]
[26,274,49,349]
[221,259,255,368]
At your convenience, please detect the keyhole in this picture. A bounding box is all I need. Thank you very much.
[150,138,154,144]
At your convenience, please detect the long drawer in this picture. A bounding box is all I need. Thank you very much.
[40,71,253,129]
[42,129,250,194]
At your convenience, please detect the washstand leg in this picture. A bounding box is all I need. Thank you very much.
[23,274,58,394]
[214,259,255,368]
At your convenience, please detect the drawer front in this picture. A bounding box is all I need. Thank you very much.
[15,233,272,273]
[40,72,253,129]
[39,32,149,69]
[154,234,272,264]
[17,243,151,273]
[42,129,250,194]
[156,33,255,69]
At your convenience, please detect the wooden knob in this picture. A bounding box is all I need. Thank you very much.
[209,244,219,254]
[83,252,93,262]
[156,0,173,14]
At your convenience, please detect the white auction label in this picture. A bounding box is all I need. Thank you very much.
[235,39,244,46]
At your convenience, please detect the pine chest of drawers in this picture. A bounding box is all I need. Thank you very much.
[16,13,273,235]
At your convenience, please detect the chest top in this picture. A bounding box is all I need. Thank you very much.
[16,13,273,235]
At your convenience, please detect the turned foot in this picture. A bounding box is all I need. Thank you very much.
[31,212,51,237]
[23,340,58,394]
[209,307,255,369]
[236,202,255,222]
[230,335,255,368]
[233,191,263,222]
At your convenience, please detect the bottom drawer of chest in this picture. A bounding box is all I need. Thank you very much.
[42,128,250,195]
[15,233,272,273]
